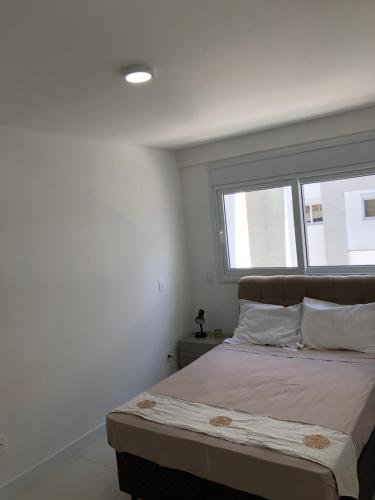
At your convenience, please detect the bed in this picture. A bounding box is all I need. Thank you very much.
[106,275,375,500]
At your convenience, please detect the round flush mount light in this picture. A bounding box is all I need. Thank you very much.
[122,64,153,84]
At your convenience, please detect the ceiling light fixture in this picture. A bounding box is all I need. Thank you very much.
[122,64,153,84]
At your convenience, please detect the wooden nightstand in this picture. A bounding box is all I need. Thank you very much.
[177,332,231,368]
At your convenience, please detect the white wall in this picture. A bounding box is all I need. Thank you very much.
[178,105,375,167]
[349,250,375,265]
[305,224,326,266]
[179,106,375,333]
[345,188,375,251]
[0,126,191,486]
[181,165,239,333]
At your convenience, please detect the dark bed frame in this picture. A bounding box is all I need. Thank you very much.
[114,275,375,500]
[116,426,375,500]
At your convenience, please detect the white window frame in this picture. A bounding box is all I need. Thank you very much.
[213,166,375,281]
[214,178,305,280]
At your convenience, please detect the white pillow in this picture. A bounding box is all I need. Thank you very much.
[229,299,302,346]
[301,297,375,353]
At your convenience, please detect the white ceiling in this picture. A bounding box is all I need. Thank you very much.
[1,0,375,149]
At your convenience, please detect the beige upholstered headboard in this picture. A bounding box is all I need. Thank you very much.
[238,275,375,306]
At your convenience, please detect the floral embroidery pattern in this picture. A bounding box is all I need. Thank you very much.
[137,400,156,409]
[209,416,232,427]
[303,434,331,449]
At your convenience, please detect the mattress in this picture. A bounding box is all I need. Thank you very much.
[107,344,375,500]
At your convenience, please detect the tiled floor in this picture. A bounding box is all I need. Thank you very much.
[14,436,129,500]
[10,436,375,500]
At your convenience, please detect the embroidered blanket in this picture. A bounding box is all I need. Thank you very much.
[113,391,358,498]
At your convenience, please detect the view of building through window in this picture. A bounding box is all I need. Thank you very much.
[223,186,297,268]
[222,173,375,270]
[302,175,375,266]
[304,202,323,224]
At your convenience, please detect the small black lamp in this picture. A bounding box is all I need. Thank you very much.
[194,309,207,338]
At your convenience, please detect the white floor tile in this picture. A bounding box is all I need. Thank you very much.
[15,455,120,500]
[78,436,117,471]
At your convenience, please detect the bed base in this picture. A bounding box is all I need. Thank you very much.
[116,427,375,500]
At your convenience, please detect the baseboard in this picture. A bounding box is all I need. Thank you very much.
[0,421,106,499]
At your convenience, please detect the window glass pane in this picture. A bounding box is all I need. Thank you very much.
[302,175,375,266]
[223,186,297,269]
[364,198,375,218]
